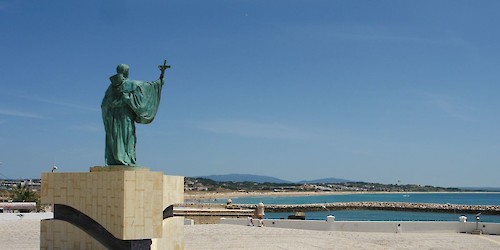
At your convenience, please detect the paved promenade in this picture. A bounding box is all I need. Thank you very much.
[185,224,500,250]
[1,219,500,249]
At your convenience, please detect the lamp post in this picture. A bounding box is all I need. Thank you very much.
[472,213,483,235]
[322,204,335,222]
[322,204,331,216]
[475,213,481,230]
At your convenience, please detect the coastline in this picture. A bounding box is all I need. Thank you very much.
[185,190,500,201]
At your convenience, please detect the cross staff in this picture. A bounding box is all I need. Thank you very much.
[158,59,171,80]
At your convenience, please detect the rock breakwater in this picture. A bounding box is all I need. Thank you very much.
[237,202,500,215]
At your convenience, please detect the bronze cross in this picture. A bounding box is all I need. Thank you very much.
[159,59,171,80]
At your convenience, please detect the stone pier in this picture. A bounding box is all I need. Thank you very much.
[237,202,500,215]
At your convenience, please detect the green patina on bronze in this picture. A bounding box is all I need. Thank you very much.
[101,62,169,166]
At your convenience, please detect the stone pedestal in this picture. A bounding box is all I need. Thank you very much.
[40,167,184,250]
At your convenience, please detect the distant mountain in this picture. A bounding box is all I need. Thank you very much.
[195,174,353,184]
[197,174,292,183]
[298,177,352,184]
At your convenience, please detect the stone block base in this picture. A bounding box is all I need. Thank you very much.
[40,168,184,249]
[41,217,184,250]
[41,219,106,250]
[151,217,185,250]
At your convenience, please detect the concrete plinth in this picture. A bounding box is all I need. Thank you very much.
[40,167,184,250]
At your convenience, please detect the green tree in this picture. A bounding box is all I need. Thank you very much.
[11,184,39,202]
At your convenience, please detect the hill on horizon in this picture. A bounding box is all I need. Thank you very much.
[196,174,292,183]
[298,177,352,184]
[195,174,353,184]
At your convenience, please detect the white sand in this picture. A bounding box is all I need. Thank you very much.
[1,219,500,249]
[185,224,500,250]
[0,219,41,250]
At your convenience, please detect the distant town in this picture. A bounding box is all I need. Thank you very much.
[184,177,466,193]
[0,179,41,201]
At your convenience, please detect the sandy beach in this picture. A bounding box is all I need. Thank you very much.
[185,190,500,201]
[1,219,500,249]
[185,191,381,201]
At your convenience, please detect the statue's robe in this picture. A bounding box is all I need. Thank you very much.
[101,73,163,166]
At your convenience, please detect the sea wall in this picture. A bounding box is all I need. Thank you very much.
[174,207,253,224]
[220,217,500,235]
[237,202,500,215]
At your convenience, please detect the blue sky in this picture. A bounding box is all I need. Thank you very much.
[1,0,499,187]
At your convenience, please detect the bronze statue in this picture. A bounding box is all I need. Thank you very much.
[101,61,170,166]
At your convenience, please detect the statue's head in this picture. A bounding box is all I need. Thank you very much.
[116,64,130,78]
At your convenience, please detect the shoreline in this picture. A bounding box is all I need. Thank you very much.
[185,190,500,201]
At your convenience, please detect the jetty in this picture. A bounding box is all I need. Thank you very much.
[235,202,500,215]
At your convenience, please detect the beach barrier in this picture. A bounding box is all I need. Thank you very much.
[220,217,500,235]
[173,206,253,224]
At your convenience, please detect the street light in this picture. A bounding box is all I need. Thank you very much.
[471,212,483,235]
[475,213,481,230]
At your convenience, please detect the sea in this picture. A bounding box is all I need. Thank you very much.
[210,192,500,223]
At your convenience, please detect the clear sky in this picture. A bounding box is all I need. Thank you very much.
[1,0,499,187]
